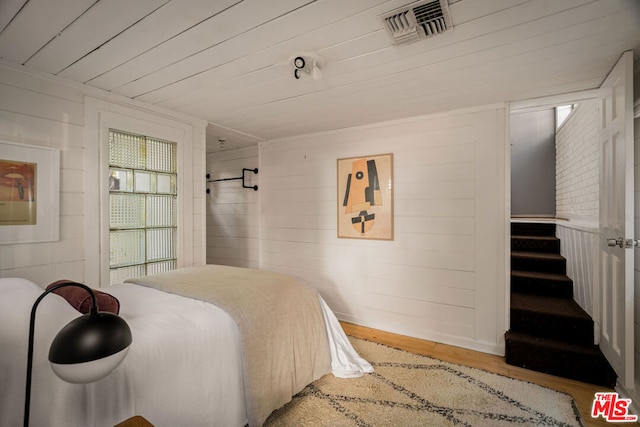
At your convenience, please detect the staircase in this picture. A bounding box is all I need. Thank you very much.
[505,222,617,387]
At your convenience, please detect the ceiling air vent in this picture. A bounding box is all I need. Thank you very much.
[380,0,453,45]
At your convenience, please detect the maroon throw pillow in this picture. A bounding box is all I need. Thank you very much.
[47,280,120,315]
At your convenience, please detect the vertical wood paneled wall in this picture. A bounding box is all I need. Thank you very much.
[555,223,598,316]
[256,106,508,354]
[0,64,205,286]
[206,146,259,268]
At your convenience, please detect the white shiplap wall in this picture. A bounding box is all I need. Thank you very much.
[0,64,206,286]
[257,105,508,354]
[206,146,259,268]
[0,66,85,284]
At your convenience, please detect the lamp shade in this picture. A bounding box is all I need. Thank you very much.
[48,311,132,383]
[24,282,133,427]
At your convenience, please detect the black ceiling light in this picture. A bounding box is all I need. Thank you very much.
[290,53,324,80]
[293,56,306,79]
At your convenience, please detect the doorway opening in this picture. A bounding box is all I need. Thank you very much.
[506,96,613,386]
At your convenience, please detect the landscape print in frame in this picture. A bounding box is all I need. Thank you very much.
[337,153,393,240]
[0,158,36,225]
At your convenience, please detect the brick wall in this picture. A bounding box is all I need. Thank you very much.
[555,99,600,223]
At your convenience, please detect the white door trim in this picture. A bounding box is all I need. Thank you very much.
[83,97,200,287]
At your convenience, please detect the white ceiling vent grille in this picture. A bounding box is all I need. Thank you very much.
[380,0,453,45]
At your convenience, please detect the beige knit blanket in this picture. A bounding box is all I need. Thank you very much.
[126,265,331,427]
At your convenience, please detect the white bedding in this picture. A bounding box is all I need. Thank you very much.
[0,277,371,427]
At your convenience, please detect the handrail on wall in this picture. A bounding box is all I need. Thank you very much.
[206,168,258,193]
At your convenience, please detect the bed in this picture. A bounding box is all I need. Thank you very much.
[0,265,372,427]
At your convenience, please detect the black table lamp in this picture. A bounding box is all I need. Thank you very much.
[24,282,133,427]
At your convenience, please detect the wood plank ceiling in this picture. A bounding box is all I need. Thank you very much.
[1,0,639,152]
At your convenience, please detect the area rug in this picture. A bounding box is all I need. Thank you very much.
[264,337,584,426]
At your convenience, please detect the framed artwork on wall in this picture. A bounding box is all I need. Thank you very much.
[337,153,393,240]
[0,140,60,244]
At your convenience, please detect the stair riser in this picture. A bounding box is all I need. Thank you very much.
[510,310,593,344]
[511,223,556,237]
[505,338,616,388]
[511,276,573,298]
[511,237,560,254]
[511,256,566,274]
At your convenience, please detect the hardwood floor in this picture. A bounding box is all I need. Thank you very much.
[341,322,628,427]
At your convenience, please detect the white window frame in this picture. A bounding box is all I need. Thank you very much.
[84,97,197,287]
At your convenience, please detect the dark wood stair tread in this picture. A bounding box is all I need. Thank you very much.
[505,330,617,387]
[511,235,562,253]
[511,222,556,234]
[511,235,559,242]
[511,293,590,320]
[511,251,565,260]
[511,269,571,282]
[505,330,599,354]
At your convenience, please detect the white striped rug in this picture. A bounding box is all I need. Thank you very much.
[265,337,583,427]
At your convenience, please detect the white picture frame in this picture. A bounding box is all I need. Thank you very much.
[0,140,60,244]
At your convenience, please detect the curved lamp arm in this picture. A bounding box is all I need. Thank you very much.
[24,282,132,427]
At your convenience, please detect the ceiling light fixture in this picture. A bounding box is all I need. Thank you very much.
[290,53,324,80]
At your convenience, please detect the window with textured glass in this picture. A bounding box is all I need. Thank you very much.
[108,129,178,285]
